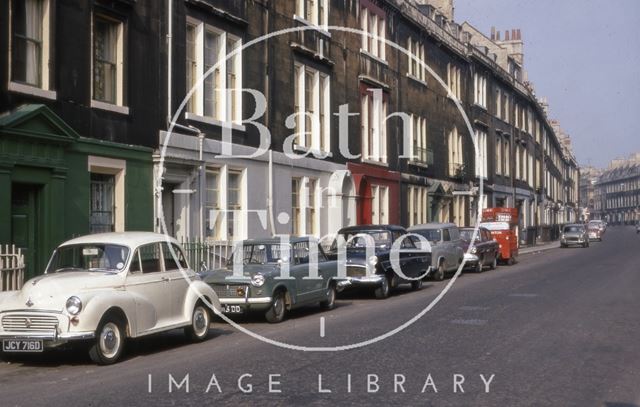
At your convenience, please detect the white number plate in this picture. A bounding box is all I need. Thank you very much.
[2,339,43,353]
[223,305,243,314]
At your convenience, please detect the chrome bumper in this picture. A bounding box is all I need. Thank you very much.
[218,297,272,305]
[337,275,385,287]
[464,253,480,263]
[0,331,95,342]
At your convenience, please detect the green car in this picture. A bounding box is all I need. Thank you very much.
[201,237,340,323]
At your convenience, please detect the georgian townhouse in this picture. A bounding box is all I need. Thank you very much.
[0,0,158,277]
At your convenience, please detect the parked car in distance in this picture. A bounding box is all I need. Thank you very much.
[588,220,606,236]
[636,220,640,234]
[325,225,431,299]
[201,237,339,323]
[408,223,464,281]
[0,232,220,365]
[459,227,500,273]
[587,224,603,241]
[561,224,590,248]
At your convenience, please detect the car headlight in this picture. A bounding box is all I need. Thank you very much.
[470,246,477,254]
[251,274,265,287]
[66,296,82,315]
[368,255,378,266]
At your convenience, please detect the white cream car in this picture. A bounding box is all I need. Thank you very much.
[0,232,220,365]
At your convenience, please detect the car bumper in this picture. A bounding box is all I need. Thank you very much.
[561,239,585,245]
[463,253,480,265]
[336,275,386,289]
[0,331,95,349]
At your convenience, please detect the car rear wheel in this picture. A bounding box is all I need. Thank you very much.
[320,284,336,310]
[185,302,211,342]
[411,279,423,291]
[475,257,484,273]
[265,290,287,323]
[89,316,125,365]
[490,255,497,270]
[374,276,391,299]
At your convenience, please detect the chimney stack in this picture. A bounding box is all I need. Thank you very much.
[505,30,510,41]
[491,26,496,40]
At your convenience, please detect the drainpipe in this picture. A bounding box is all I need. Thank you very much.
[264,1,275,236]
[166,0,173,127]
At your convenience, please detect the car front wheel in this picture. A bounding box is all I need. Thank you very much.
[320,284,337,310]
[90,316,125,365]
[185,302,211,342]
[411,279,423,291]
[374,276,391,299]
[265,291,287,323]
[433,262,445,281]
[490,255,497,270]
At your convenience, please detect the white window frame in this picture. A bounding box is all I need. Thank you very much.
[474,129,488,179]
[371,184,389,224]
[296,0,328,27]
[361,89,388,164]
[474,72,487,108]
[360,6,386,61]
[203,166,246,241]
[410,114,428,164]
[293,63,331,153]
[88,156,126,233]
[8,0,55,99]
[291,176,320,237]
[407,36,426,82]
[91,13,127,113]
[447,63,461,100]
[408,185,428,226]
[448,127,463,176]
[186,18,242,124]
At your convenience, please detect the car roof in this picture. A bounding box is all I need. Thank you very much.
[337,224,407,233]
[60,232,179,248]
[563,224,584,228]
[408,222,458,230]
[241,236,315,245]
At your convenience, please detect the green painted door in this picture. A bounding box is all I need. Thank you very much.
[11,184,39,279]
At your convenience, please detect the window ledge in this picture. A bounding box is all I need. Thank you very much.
[359,49,388,66]
[406,73,427,87]
[408,160,429,168]
[8,82,57,100]
[293,144,333,158]
[185,112,247,132]
[472,103,488,111]
[91,100,130,115]
[361,158,389,167]
[293,15,331,38]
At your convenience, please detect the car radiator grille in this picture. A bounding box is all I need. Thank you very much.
[346,266,367,277]
[2,314,59,332]
[211,285,248,298]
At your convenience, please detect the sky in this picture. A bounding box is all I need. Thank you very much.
[454,0,640,168]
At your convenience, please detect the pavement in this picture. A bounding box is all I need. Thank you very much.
[519,240,560,255]
[1,226,639,406]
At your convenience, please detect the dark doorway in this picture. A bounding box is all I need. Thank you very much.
[11,184,40,278]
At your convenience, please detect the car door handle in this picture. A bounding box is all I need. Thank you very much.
[161,277,170,282]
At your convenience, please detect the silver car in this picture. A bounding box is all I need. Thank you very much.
[560,224,589,248]
[408,223,464,281]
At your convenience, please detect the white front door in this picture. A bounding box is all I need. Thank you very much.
[125,243,173,334]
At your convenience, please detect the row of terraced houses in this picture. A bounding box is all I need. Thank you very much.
[0,0,579,278]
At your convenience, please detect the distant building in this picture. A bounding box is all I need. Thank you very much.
[592,155,640,224]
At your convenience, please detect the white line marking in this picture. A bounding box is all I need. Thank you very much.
[320,317,325,338]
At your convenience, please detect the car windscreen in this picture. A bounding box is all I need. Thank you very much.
[413,229,442,243]
[332,231,392,250]
[47,244,130,273]
[459,230,479,242]
[563,226,584,233]
[228,244,288,265]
